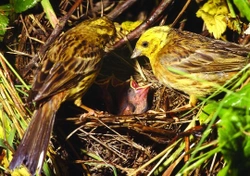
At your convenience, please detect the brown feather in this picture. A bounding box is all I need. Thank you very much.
[10,16,116,175]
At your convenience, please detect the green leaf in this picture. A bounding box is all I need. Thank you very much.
[0,139,8,148]
[196,0,228,39]
[223,83,250,110]
[233,0,250,21]
[198,103,217,124]
[217,164,230,176]
[217,84,250,175]
[11,0,41,13]
[0,4,11,41]
[0,4,12,15]
[0,14,9,36]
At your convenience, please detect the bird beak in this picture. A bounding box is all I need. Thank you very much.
[131,49,141,59]
[130,78,151,94]
[130,78,150,88]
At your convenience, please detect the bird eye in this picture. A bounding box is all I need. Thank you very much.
[142,41,149,48]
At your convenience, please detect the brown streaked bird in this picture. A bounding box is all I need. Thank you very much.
[131,26,250,111]
[9,16,117,175]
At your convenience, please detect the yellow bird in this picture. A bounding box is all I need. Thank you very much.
[9,16,117,175]
[131,26,250,110]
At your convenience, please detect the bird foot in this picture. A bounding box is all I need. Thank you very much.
[167,104,192,113]
[167,95,198,113]
[79,110,104,122]
[81,109,103,117]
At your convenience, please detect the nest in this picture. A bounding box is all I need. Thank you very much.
[3,0,242,175]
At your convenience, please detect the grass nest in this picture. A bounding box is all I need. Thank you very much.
[1,0,250,175]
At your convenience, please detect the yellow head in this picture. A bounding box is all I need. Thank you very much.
[131,26,171,60]
[72,16,117,44]
[88,16,116,37]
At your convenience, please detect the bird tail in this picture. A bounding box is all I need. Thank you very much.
[9,93,64,175]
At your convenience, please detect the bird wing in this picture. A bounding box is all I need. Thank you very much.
[159,38,250,74]
[28,16,117,103]
[29,32,102,102]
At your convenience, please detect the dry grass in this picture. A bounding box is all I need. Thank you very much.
[1,0,249,175]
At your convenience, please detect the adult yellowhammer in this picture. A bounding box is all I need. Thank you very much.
[9,16,117,175]
[131,26,250,110]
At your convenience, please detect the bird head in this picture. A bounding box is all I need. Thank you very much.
[131,26,171,59]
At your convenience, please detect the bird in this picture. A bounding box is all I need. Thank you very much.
[131,25,250,111]
[9,16,117,175]
[95,76,150,115]
[117,78,150,115]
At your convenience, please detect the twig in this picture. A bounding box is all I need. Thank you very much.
[170,0,191,27]
[23,0,83,77]
[107,0,137,20]
[113,0,174,49]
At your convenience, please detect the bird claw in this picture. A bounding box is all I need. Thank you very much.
[167,104,192,113]
[79,110,104,121]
